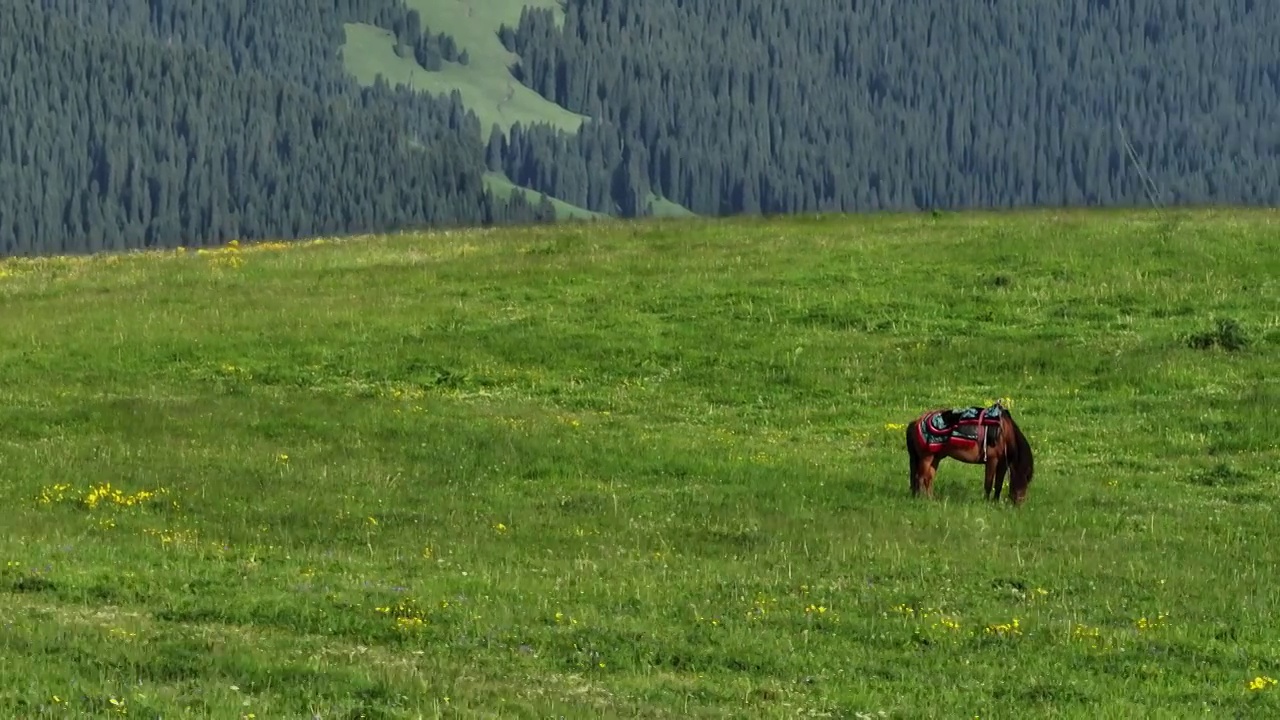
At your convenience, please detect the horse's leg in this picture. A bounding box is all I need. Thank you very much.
[983,455,998,501]
[907,434,923,498]
[921,456,942,499]
[994,458,1009,501]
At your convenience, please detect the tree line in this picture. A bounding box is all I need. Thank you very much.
[5,0,1279,257]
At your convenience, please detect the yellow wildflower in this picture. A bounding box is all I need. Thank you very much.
[984,617,1022,637]
[1248,676,1277,691]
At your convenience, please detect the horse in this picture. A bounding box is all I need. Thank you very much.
[903,400,1035,505]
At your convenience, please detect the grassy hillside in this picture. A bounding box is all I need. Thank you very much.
[342,0,587,136]
[339,22,602,222]
[1,210,1278,717]
[482,175,696,221]
[340,0,601,222]
[339,1,696,221]
[484,172,607,221]
[647,193,699,219]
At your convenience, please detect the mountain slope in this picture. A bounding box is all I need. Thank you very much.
[483,172,605,220]
[341,0,588,136]
[338,0,695,220]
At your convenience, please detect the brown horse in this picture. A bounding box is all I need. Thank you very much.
[904,401,1035,504]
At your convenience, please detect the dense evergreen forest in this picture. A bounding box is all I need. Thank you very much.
[3,0,1279,257]
[499,0,1280,215]
[0,0,552,257]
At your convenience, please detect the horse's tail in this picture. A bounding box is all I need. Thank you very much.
[1004,410,1034,487]
[905,417,922,494]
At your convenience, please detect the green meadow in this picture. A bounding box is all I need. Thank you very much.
[0,209,1278,717]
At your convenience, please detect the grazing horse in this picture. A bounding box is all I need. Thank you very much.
[904,400,1035,505]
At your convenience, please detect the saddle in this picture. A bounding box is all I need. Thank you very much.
[915,403,1004,457]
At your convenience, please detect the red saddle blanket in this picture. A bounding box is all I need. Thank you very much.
[913,405,1003,453]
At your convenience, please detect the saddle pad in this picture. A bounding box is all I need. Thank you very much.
[914,405,1003,453]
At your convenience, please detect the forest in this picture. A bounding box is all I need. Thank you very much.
[0,0,554,256]
[498,0,1280,215]
[3,0,1278,256]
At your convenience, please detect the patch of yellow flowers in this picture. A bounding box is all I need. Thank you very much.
[1248,675,1277,692]
[983,617,1023,637]
[198,239,246,269]
[374,598,431,633]
[36,482,167,511]
[84,482,162,509]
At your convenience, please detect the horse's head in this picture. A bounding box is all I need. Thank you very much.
[1002,411,1035,498]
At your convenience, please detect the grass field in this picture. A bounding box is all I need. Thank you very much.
[1,209,1278,717]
